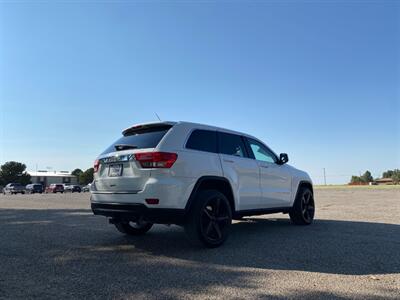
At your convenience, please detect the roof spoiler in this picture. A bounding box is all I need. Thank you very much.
[122,121,176,136]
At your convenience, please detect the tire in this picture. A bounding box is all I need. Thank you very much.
[184,189,232,248]
[289,186,315,225]
[114,219,153,235]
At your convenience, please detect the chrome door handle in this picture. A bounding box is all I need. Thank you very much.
[261,165,269,168]
[224,159,234,163]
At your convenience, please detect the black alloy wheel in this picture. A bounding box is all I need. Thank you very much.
[185,190,232,248]
[114,219,153,235]
[200,197,231,243]
[300,189,315,223]
[289,187,315,225]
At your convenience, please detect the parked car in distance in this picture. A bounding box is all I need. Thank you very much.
[3,183,26,195]
[82,184,91,192]
[90,121,315,248]
[46,184,64,193]
[65,185,81,193]
[26,184,44,194]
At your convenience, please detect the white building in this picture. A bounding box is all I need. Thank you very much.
[27,170,78,187]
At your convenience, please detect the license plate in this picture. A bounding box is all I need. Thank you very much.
[108,164,123,177]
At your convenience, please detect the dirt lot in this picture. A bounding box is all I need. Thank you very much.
[0,187,399,299]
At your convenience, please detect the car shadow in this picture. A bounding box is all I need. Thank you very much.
[124,217,400,276]
[1,208,399,277]
[1,208,400,299]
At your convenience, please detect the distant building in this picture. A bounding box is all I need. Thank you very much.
[27,170,78,187]
[374,178,394,185]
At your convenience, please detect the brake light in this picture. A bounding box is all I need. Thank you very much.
[145,198,159,205]
[94,159,100,173]
[134,152,177,168]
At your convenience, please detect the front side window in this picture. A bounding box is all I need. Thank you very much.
[186,129,217,153]
[247,138,277,163]
[218,132,247,158]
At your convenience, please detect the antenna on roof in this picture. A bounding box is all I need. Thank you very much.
[155,112,162,121]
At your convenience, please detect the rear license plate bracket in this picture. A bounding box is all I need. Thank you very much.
[108,164,123,177]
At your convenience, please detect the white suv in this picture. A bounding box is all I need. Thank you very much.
[91,121,315,247]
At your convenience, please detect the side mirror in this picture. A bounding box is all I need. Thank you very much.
[278,153,289,165]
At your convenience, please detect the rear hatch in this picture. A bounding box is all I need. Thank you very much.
[33,184,42,192]
[94,123,173,193]
[55,184,64,191]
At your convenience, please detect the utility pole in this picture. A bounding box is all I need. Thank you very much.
[323,168,327,185]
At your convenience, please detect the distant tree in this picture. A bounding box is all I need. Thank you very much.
[350,176,362,184]
[382,170,394,178]
[361,170,373,183]
[71,168,83,177]
[79,168,94,185]
[392,169,400,184]
[0,161,31,185]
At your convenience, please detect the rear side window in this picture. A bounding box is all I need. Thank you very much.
[186,130,217,153]
[218,132,247,158]
[101,126,172,155]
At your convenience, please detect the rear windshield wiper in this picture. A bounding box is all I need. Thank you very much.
[114,144,138,151]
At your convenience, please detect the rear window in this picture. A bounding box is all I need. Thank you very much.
[101,126,172,155]
[186,130,217,153]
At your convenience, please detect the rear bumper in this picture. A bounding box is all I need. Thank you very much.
[91,176,196,209]
[91,201,186,225]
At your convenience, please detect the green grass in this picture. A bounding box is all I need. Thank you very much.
[314,184,400,190]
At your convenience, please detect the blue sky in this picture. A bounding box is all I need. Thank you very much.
[0,1,399,184]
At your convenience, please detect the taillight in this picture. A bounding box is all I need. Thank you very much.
[94,159,100,173]
[145,198,159,205]
[134,152,177,168]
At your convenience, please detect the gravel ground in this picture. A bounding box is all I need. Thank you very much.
[0,188,399,299]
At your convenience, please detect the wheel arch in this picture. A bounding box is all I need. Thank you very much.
[294,180,314,203]
[185,176,236,213]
